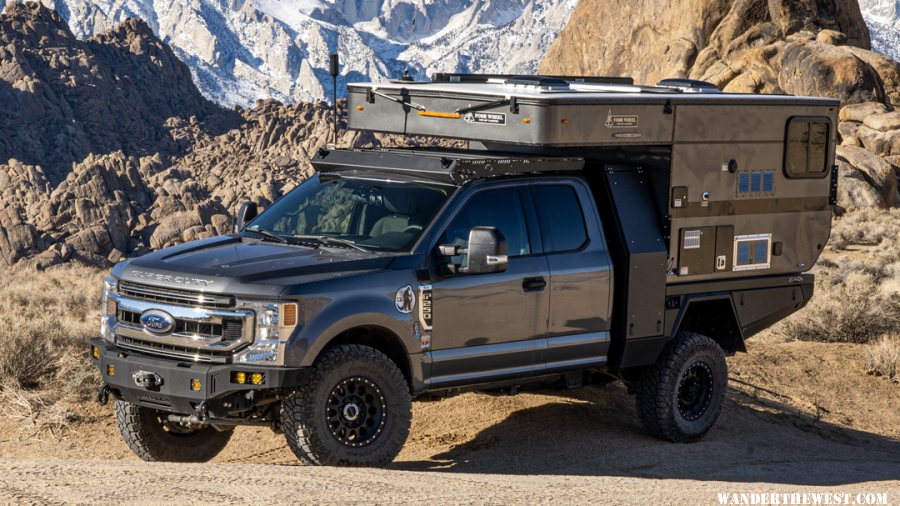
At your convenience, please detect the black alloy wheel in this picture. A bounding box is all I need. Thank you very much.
[326,376,387,448]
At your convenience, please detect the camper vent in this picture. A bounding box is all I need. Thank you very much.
[683,230,702,249]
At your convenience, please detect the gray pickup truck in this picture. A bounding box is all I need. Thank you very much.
[91,74,835,466]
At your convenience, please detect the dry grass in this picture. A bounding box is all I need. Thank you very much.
[0,265,103,434]
[775,209,900,345]
[828,208,900,251]
[779,270,900,344]
[866,335,900,383]
[0,382,81,437]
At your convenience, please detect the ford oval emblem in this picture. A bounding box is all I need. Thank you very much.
[140,310,176,335]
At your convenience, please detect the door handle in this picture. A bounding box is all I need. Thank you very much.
[522,276,547,292]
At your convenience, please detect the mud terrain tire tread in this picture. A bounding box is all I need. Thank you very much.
[281,344,412,467]
[115,400,233,462]
[634,332,728,443]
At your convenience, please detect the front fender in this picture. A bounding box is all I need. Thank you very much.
[285,295,417,367]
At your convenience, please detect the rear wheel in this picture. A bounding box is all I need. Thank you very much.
[634,332,728,442]
[281,344,412,466]
[114,401,233,462]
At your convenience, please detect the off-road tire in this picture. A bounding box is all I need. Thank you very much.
[115,401,233,462]
[634,332,728,442]
[281,344,412,467]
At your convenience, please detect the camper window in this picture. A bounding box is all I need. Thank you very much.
[784,117,830,178]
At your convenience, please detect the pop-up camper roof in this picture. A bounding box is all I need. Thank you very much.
[346,74,839,146]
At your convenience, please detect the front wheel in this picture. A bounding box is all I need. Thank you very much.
[114,401,233,462]
[633,332,728,442]
[281,344,412,466]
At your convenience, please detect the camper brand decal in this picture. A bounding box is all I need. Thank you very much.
[418,284,433,331]
[605,110,639,128]
[395,285,416,314]
[463,112,506,125]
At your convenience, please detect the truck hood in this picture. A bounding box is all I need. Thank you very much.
[113,235,395,297]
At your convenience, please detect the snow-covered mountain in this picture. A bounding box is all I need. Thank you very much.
[21,0,576,107]
[859,0,900,63]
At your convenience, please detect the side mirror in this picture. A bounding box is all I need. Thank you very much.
[234,202,258,233]
[440,226,508,275]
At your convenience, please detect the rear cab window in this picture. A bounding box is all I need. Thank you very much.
[530,184,588,253]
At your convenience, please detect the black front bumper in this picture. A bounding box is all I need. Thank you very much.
[90,338,307,415]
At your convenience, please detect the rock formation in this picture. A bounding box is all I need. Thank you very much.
[541,0,884,102]
[0,3,441,270]
[541,0,900,212]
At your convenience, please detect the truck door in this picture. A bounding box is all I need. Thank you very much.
[427,186,551,387]
[528,182,613,371]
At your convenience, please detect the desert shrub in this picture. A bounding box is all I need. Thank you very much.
[778,270,900,344]
[866,335,900,383]
[0,266,102,390]
[829,208,900,251]
[0,331,58,388]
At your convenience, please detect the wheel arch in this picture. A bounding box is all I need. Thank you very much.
[322,325,414,391]
[672,295,745,355]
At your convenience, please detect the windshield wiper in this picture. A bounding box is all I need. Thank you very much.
[292,235,373,253]
[243,226,288,244]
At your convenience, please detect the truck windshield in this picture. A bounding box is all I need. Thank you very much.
[246,174,454,252]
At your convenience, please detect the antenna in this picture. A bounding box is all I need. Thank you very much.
[329,53,339,146]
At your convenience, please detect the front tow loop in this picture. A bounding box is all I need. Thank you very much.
[97,385,112,406]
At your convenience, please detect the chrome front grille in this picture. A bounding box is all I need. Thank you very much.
[116,309,243,340]
[110,288,254,364]
[118,281,234,309]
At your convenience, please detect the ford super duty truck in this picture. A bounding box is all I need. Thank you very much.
[92,74,836,466]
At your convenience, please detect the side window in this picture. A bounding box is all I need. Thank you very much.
[531,185,588,253]
[440,188,530,261]
[785,117,830,178]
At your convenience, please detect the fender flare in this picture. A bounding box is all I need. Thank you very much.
[285,295,414,368]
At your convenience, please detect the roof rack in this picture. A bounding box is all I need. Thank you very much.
[431,73,635,86]
[312,149,585,184]
[656,78,721,93]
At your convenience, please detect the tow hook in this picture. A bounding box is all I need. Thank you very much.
[97,385,112,406]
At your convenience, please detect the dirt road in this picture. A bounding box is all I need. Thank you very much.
[0,371,897,505]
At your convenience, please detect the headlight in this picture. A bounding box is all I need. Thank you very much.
[235,301,299,364]
[99,276,118,342]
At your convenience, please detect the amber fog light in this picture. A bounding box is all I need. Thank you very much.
[250,373,265,385]
[232,371,247,384]
[106,365,115,377]
[190,379,202,392]
[91,346,100,360]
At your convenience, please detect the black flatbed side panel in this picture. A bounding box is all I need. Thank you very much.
[595,164,668,370]
[664,273,815,340]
